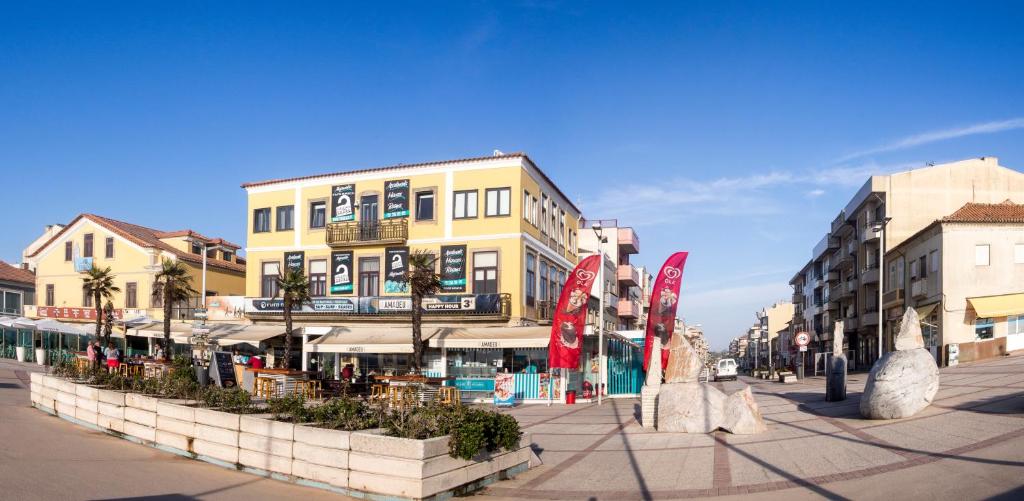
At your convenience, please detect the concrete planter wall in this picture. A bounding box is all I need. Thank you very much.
[30,375,531,500]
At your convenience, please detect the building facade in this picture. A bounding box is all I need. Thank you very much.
[0,261,34,315]
[790,157,1024,369]
[22,214,246,353]
[885,201,1024,365]
[577,219,643,331]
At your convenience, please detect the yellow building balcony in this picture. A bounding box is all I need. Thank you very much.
[326,219,408,247]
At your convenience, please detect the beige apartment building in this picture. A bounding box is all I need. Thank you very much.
[790,157,1024,369]
[577,219,643,331]
[751,301,794,370]
[885,200,1024,365]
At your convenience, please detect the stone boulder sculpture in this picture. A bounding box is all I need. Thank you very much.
[859,308,940,419]
[656,334,767,434]
[825,320,847,402]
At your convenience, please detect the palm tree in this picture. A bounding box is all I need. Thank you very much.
[103,301,114,347]
[82,266,120,346]
[152,259,197,360]
[405,251,441,372]
[277,268,311,370]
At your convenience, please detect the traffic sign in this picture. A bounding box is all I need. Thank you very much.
[799,345,808,352]
[795,331,811,347]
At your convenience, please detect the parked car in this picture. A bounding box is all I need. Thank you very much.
[714,358,738,381]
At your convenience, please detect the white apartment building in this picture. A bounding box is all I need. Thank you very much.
[578,219,643,331]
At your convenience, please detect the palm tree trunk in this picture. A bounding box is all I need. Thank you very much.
[163,278,173,361]
[95,291,103,345]
[283,296,293,370]
[411,289,423,372]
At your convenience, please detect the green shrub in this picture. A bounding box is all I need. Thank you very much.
[200,386,255,414]
[379,403,522,460]
[267,394,311,422]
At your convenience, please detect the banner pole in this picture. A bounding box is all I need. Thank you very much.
[598,247,604,406]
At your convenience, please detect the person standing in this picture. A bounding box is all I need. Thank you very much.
[86,340,98,369]
[104,342,120,372]
[153,342,165,361]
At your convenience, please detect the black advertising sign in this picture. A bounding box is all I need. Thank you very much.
[383,179,410,218]
[439,245,467,292]
[384,246,409,293]
[331,184,355,222]
[284,251,305,273]
[208,351,237,388]
[331,251,354,294]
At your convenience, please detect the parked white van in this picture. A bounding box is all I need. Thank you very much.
[714,358,738,381]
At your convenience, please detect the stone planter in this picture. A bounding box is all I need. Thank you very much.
[28,377,533,500]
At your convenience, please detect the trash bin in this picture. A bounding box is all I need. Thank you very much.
[565,390,576,405]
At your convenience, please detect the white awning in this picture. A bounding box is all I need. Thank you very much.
[0,317,38,329]
[209,325,288,348]
[35,319,90,336]
[430,326,551,349]
[305,326,433,354]
[130,322,194,340]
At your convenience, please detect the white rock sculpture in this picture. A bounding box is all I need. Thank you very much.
[640,335,663,428]
[664,332,702,383]
[657,382,727,433]
[722,386,768,434]
[859,308,940,419]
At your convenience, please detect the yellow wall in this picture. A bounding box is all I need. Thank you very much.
[243,157,581,322]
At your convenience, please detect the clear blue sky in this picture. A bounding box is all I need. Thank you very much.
[3,1,1023,349]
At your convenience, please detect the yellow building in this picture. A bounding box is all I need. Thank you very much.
[23,214,246,346]
[241,152,581,324]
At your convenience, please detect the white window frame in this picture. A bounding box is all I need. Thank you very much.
[975,244,990,266]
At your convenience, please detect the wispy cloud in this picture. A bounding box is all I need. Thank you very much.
[806,188,825,198]
[835,117,1024,162]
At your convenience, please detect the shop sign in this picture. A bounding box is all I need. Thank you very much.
[439,245,467,292]
[383,179,410,218]
[284,251,305,273]
[37,306,124,321]
[204,296,245,321]
[948,343,959,366]
[452,378,495,392]
[494,373,515,407]
[479,341,499,348]
[423,295,475,311]
[331,251,354,294]
[330,184,355,222]
[378,298,412,311]
[384,246,409,293]
[247,297,357,313]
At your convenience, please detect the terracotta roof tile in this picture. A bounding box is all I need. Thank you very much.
[941,200,1024,223]
[25,214,245,273]
[0,261,34,286]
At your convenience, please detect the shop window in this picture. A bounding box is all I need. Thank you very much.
[309,259,327,297]
[65,241,72,261]
[126,282,138,309]
[473,251,498,294]
[253,208,271,233]
[105,237,114,259]
[276,205,294,231]
[525,253,536,307]
[84,233,93,258]
[261,262,280,298]
[415,191,435,221]
[453,190,478,219]
[1009,315,1024,336]
[359,257,380,296]
[46,285,54,307]
[310,201,326,229]
[975,244,990,266]
[485,188,511,217]
[975,318,994,340]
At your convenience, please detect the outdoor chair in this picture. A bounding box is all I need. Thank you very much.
[255,377,278,399]
[435,386,460,405]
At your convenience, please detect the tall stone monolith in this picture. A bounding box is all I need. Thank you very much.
[825,320,847,402]
[640,334,662,428]
[860,308,940,419]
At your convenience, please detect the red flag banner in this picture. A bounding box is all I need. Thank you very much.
[643,252,689,371]
[548,254,602,369]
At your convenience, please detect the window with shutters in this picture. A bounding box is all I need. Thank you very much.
[261,262,280,297]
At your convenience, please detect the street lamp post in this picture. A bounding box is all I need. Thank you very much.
[591,222,608,406]
[872,217,891,361]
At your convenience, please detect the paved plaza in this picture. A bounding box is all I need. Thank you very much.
[485,354,1024,500]
[2,356,1023,500]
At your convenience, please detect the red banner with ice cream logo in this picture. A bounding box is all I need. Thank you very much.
[548,255,601,369]
[643,252,689,372]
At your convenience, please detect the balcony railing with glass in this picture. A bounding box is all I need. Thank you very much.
[326,219,409,247]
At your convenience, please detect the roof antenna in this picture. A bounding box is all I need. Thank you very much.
[493,149,504,156]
